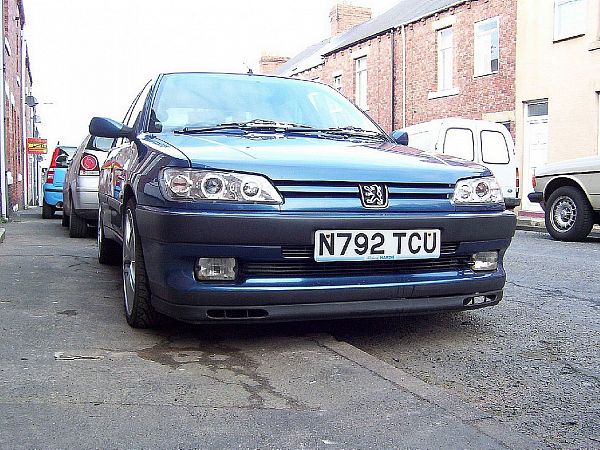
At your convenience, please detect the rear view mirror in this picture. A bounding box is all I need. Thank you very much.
[89,117,134,140]
[390,130,409,146]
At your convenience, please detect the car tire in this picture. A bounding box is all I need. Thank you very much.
[42,200,54,219]
[69,201,88,238]
[97,209,120,265]
[122,199,160,328]
[61,212,69,227]
[545,186,594,241]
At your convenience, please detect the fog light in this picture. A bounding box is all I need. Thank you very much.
[471,251,498,271]
[195,258,237,281]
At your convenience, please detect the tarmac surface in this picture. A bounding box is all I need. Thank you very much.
[1,208,592,448]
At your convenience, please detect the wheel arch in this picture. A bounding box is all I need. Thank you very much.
[543,176,592,207]
[121,184,137,214]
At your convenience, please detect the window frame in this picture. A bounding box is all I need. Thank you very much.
[480,130,510,165]
[554,0,587,41]
[355,56,368,110]
[474,17,500,77]
[333,74,342,92]
[437,27,454,91]
[442,127,475,161]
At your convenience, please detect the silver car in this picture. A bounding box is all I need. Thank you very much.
[528,155,600,241]
[62,134,113,237]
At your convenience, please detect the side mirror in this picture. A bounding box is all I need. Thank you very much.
[390,130,409,146]
[89,117,134,140]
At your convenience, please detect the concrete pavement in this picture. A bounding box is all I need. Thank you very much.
[0,208,541,449]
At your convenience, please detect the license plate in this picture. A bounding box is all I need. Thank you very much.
[314,229,441,262]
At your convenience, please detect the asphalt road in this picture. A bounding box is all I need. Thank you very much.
[0,208,597,449]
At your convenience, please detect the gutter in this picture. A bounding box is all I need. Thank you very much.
[0,4,7,220]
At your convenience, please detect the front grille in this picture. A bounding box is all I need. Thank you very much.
[240,256,471,278]
[281,242,460,259]
[274,181,453,200]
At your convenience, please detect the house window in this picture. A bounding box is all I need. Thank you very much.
[333,75,342,92]
[437,27,453,91]
[527,101,549,117]
[355,57,368,109]
[554,0,587,41]
[474,17,499,76]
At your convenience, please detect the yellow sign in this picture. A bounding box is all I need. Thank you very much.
[26,138,47,154]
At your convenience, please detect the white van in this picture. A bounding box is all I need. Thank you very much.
[400,118,520,209]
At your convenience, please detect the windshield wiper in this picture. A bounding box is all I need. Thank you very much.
[175,119,309,134]
[175,121,385,140]
[285,126,385,139]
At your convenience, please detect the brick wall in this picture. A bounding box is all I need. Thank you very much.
[293,0,516,134]
[2,0,26,211]
[403,0,516,129]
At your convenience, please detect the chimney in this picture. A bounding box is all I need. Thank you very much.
[330,2,372,37]
[258,55,290,75]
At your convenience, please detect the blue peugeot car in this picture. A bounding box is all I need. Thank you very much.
[91,72,516,328]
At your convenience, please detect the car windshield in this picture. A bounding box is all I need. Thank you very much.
[149,73,383,135]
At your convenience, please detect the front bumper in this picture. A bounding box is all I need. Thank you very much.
[527,192,543,204]
[135,206,516,323]
[504,197,521,209]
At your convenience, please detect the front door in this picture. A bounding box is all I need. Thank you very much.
[523,102,549,212]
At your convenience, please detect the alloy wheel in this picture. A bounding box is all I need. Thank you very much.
[550,195,577,232]
[123,209,136,316]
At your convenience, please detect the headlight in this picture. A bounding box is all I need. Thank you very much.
[160,168,283,204]
[452,177,503,205]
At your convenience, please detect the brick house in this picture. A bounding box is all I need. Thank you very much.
[269,0,516,135]
[0,0,29,219]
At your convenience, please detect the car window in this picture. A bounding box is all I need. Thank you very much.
[86,136,114,151]
[443,128,474,161]
[480,130,510,164]
[126,81,153,130]
[54,147,76,168]
[116,81,153,146]
[149,73,381,133]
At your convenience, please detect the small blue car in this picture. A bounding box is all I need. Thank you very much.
[91,72,516,328]
[42,145,76,219]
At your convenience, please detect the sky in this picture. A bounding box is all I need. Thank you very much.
[23,0,400,159]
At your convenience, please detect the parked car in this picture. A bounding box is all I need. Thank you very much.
[42,145,77,219]
[398,118,520,209]
[92,72,516,328]
[528,156,600,241]
[62,134,113,237]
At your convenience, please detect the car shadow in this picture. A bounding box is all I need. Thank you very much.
[152,310,476,345]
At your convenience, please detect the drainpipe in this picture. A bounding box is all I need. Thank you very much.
[402,24,407,128]
[390,28,396,131]
[0,4,7,220]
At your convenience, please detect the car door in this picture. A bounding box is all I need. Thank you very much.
[105,81,154,234]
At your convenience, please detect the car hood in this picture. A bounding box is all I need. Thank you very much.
[153,133,487,184]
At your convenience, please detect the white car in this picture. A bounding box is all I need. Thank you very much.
[62,134,113,237]
[528,156,600,241]
[398,118,520,209]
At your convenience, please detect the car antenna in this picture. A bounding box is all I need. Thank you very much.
[243,61,254,75]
